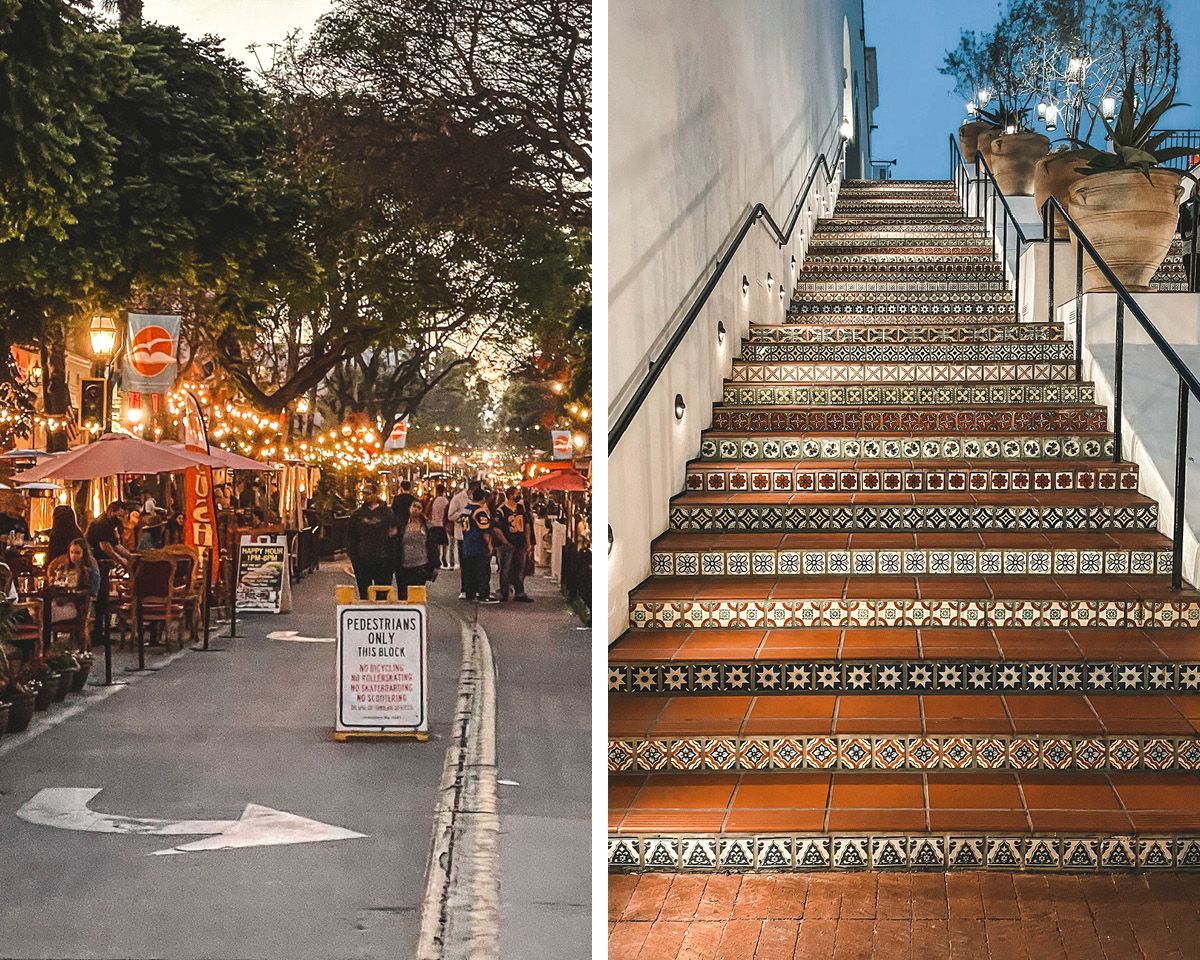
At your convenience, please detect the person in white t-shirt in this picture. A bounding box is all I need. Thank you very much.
[428,484,451,568]
[446,481,479,597]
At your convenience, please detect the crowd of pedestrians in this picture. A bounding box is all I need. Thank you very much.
[347,479,539,604]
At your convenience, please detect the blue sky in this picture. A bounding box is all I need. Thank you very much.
[864,0,1200,180]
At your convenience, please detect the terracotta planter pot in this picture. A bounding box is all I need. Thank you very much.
[4,693,34,733]
[1034,151,1090,239]
[975,127,1004,167]
[959,121,997,165]
[987,132,1050,195]
[1067,168,1185,292]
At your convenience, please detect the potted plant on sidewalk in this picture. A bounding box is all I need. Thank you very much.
[47,651,79,698]
[1067,22,1190,291]
[0,626,36,734]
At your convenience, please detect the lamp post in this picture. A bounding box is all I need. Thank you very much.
[86,313,119,438]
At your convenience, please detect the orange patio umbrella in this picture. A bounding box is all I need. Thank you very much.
[523,470,587,491]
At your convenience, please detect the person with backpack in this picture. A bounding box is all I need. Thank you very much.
[459,487,499,603]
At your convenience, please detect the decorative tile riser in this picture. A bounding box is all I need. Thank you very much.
[794,279,1008,293]
[739,344,1072,363]
[624,599,1199,633]
[746,325,1061,345]
[792,290,1014,307]
[804,255,998,268]
[668,503,1155,534]
[667,501,1152,532]
[726,363,1069,384]
[700,434,1113,462]
[807,237,994,249]
[685,463,1136,493]
[708,408,1105,434]
[608,657,1200,694]
[650,546,1167,579]
[720,384,1096,406]
[608,735,1200,774]
[816,223,990,235]
[783,312,1024,325]
[608,833,1200,873]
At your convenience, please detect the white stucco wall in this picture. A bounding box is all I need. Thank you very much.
[607,0,872,641]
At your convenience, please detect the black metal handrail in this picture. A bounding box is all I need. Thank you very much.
[952,132,1200,589]
[949,134,1041,323]
[607,136,847,453]
[1042,196,1200,589]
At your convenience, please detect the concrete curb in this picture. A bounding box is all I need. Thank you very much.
[415,609,500,960]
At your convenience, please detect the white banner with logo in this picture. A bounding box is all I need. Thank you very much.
[122,313,180,393]
[384,419,409,450]
[551,429,572,460]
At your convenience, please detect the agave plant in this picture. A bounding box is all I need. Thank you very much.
[1073,76,1191,178]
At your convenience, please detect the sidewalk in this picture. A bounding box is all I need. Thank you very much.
[474,568,591,959]
[0,565,459,960]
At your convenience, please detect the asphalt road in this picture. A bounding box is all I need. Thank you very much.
[0,566,460,960]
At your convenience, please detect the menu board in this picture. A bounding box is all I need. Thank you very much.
[235,535,289,613]
[336,604,427,736]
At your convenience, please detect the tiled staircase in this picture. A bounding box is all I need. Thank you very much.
[608,179,1200,874]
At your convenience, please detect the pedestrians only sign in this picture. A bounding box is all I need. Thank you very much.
[334,588,429,741]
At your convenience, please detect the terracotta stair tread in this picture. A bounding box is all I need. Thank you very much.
[609,625,1200,663]
[608,770,1200,836]
[608,692,1200,739]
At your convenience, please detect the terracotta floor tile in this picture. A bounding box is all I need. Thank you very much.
[732,773,832,809]
[619,810,729,833]
[652,697,754,736]
[634,775,738,810]
[758,629,843,656]
[1110,773,1200,809]
[927,809,1030,831]
[723,810,827,833]
[840,628,920,657]
[829,772,925,808]
[926,773,1022,809]
[1027,809,1134,832]
[609,697,669,737]
[1019,775,1122,810]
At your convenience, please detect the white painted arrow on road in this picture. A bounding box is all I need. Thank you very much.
[17,788,367,855]
[266,630,336,643]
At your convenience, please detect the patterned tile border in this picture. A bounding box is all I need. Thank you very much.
[608,735,1200,774]
[667,501,1156,534]
[709,408,1105,433]
[608,833,1200,872]
[684,463,1137,494]
[608,658,1200,695]
[816,222,990,235]
[719,383,1097,406]
[792,279,1008,293]
[698,434,1114,462]
[740,343,1073,363]
[726,362,1070,384]
[649,546,1169,578]
[792,290,1014,307]
[806,239,994,252]
[747,323,1058,344]
[803,254,998,267]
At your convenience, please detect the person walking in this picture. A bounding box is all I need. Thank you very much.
[396,500,439,595]
[391,480,415,528]
[459,487,498,603]
[495,486,533,602]
[428,484,451,568]
[448,480,479,598]
[347,485,397,599]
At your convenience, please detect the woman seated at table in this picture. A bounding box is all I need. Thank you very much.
[46,505,84,565]
[46,538,101,601]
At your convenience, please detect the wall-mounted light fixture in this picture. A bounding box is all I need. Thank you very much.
[717,321,726,344]
[674,394,686,420]
[741,276,750,296]
[765,272,774,290]
[779,286,786,301]
[790,255,798,270]
[839,117,853,141]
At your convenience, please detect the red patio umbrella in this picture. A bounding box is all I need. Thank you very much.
[523,470,587,491]
[166,442,274,472]
[13,433,209,482]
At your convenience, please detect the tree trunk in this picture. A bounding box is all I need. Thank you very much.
[43,331,69,452]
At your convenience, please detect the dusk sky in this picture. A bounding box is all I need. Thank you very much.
[141,0,333,67]
[865,0,1200,180]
